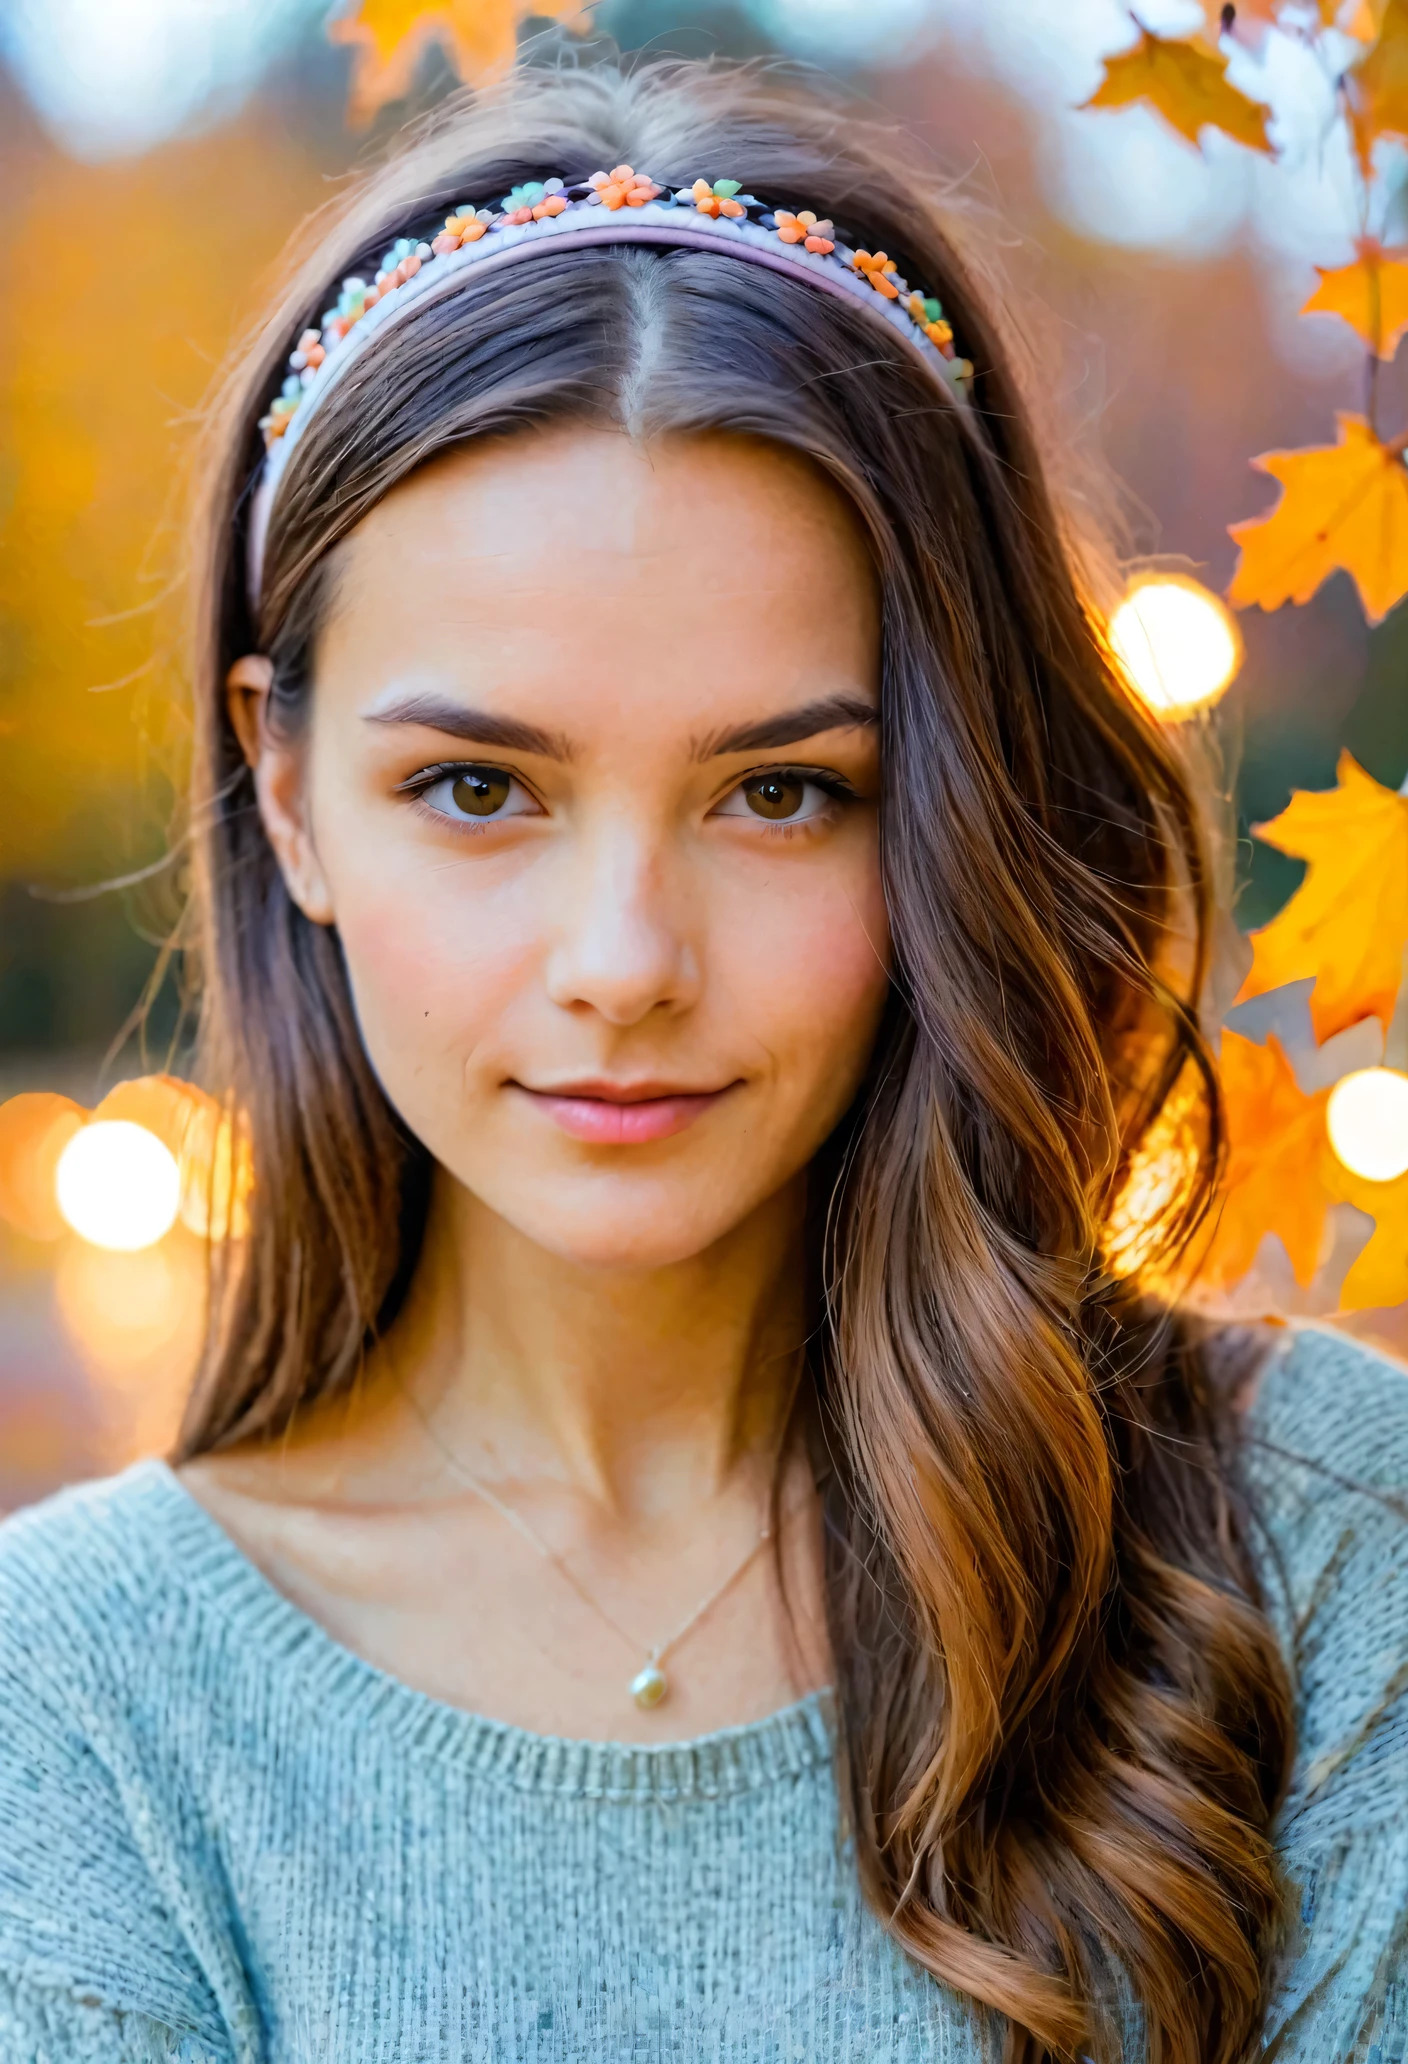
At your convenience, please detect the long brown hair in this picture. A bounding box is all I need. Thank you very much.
[176,61,1292,2064]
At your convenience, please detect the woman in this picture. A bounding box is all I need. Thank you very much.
[0,60,1403,2064]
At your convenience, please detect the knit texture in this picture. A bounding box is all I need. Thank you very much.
[0,1323,1403,2062]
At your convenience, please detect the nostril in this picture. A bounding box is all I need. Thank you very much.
[544,932,700,1024]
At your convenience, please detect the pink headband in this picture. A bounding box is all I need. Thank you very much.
[247,169,975,609]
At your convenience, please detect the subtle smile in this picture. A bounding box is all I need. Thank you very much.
[511,1080,739,1145]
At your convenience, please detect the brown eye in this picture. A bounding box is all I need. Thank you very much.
[450,768,511,817]
[743,774,807,820]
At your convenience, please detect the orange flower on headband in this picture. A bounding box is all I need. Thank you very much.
[432,207,494,255]
[905,291,953,348]
[773,210,834,255]
[588,166,661,209]
[685,178,746,219]
[501,179,569,226]
[851,250,901,300]
[290,329,326,373]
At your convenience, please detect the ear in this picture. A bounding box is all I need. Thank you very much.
[225,653,273,768]
[224,654,335,926]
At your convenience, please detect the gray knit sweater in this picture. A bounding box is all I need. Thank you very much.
[0,1324,1404,2062]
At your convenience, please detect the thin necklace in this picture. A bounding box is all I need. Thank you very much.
[398,1378,778,1712]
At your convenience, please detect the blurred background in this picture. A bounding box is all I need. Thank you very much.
[2,0,1405,1513]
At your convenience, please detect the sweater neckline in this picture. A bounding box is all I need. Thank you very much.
[134,1458,836,1803]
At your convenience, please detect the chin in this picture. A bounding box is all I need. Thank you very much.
[483,1179,757,1274]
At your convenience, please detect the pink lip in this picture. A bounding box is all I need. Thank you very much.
[514,1082,736,1145]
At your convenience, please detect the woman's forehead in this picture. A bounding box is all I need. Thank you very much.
[337,424,871,573]
[316,427,881,745]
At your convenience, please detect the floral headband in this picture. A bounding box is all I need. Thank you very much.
[247,167,975,606]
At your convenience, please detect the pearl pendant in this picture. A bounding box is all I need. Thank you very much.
[630,1660,668,1709]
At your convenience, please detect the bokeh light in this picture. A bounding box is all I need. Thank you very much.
[1103,1059,1204,1285]
[54,1120,181,1251]
[0,1094,86,1241]
[1109,574,1244,720]
[1327,1067,1408,1183]
[53,1235,205,1462]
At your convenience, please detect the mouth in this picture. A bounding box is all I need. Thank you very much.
[509,1079,740,1146]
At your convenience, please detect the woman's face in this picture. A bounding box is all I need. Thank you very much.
[252,427,891,1269]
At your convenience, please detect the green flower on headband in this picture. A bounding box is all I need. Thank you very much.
[259,382,302,449]
[679,178,746,219]
[905,290,955,350]
[336,277,372,321]
[501,178,567,224]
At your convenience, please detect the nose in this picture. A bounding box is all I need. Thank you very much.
[543,818,701,1026]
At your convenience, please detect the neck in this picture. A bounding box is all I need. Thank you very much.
[373,1171,810,1522]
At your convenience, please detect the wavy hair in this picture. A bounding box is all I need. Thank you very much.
[174,61,1292,2064]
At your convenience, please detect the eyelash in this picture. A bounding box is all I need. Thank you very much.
[394,762,533,836]
[734,766,860,839]
[394,761,863,834]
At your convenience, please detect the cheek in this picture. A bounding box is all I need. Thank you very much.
[317,833,536,1090]
[716,841,891,1108]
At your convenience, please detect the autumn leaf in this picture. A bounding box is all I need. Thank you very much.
[1347,0,1408,166]
[1227,413,1408,623]
[330,0,588,121]
[1082,29,1274,154]
[1302,238,1408,357]
[1236,753,1408,1041]
[1201,1032,1336,1288]
[1332,1162,1408,1308]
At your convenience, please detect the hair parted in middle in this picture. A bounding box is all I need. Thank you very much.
[175,59,1292,2064]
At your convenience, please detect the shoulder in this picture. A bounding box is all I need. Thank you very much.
[1234,1333,1408,2053]
[0,1458,186,1646]
[1245,1321,1408,1495]
[0,1460,218,1743]
[0,1465,240,2053]
[1240,1324,1408,1637]
[1239,1327,1408,1830]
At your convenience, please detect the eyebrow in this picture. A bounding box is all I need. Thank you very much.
[361,688,878,762]
[693,694,878,760]
[362,694,573,760]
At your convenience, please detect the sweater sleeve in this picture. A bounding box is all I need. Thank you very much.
[1247,1328,1408,2063]
[0,1487,239,2063]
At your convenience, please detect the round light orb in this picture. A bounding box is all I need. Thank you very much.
[55,1120,181,1252]
[1109,574,1243,720]
[1327,1067,1408,1184]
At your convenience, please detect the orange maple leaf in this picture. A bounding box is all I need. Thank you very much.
[330,0,588,122]
[1330,1161,1408,1307]
[1227,413,1408,623]
[1236,752,1408,1042]
[1347,0,1408,166]
[1081,30,1274,154]
[1201,1032,1335,1289]
[1302,239,1408,357]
